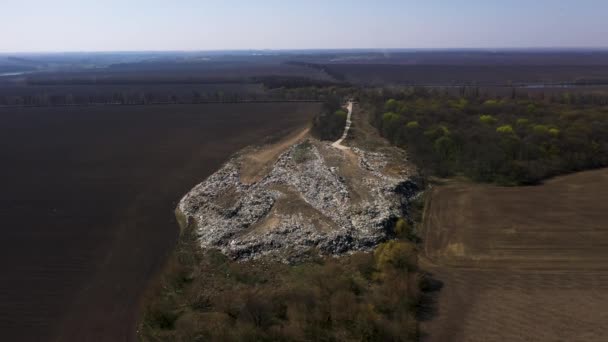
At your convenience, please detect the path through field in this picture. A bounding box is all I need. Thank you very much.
[420,170,608,341]
[331,101,353,150]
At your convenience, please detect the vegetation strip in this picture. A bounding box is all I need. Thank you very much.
[140,100,428,341]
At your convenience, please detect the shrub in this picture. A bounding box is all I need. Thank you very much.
[532,124,551,135]
[434,136,456,158]
[424,125,450,140]
[350,252,376,280]
[374,241,417,272]
[406,121,420,129]
[549,128,560,137]
[383,112,400,122]
[293,140,313,163]
[145,306,179,330]
[384,98,399,112]
[452,98,469,110]
[479,114,497,125]
[496,125,514,134]
[335,109,347,118]
[394,218,411,238]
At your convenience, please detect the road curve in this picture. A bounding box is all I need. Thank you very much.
[331,101,353,150]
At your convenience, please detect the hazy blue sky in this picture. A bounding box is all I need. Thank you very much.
[1,0,607,52]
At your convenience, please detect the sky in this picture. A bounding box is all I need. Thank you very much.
[1,0,607,52]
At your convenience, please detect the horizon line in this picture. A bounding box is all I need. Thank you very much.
[2,47,608,55]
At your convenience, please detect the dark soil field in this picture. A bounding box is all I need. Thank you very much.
[312,50,608,86]
[0,83,266,100]
[0,102,319,341]
[19,60,332,85]
[326,64,608,86]
[420,169,608,341]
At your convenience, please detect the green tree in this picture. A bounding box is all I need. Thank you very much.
[479,114,497,125]
[496,125,515,134]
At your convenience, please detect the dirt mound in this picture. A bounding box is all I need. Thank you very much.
[178,104,419,261]
[178,138,418,261]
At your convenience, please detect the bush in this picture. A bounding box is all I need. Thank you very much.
[532,124,551,135]
[496,125,514,134]
[452,98,469,110]
[406,121,420,129]
[375,241,417,272]
[385,98,399,112]
[549,127,560,136]
[293,140,313,164]
[145,306,179,330]
[383,111,400,122]
[335,109,348,118]
[394,218,411,238]
[479,114,497,125]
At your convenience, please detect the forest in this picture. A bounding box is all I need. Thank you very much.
[141,216,426,342]
[311,95,348,141]
[367,88,608,184]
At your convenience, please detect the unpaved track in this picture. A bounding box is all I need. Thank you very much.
[331,101,353,150]
[421,169,608,341]
[240,126,311,184]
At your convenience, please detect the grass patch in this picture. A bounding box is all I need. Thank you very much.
[292,140,313,164]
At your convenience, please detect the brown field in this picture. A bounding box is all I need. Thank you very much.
[0,102,319,341]
[0,82,266,102]
[326,64,608,86]
[420,169,608,341]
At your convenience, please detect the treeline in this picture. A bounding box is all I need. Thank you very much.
[440,85,608,106]
[310,95,348,141]
[0,76,357,107]
[26,76,347,88]
[253,76,346,89]
[0,91,264,106]
[141,223,423,341]
[26,78,247,86]
[366,88,608,185]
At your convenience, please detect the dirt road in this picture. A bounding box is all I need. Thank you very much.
[331,101,353,150]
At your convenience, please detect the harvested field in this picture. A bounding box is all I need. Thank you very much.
[0,83,267,103]
[0,102,319,341]
[326,64,608,86]
[421,169,608,341]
